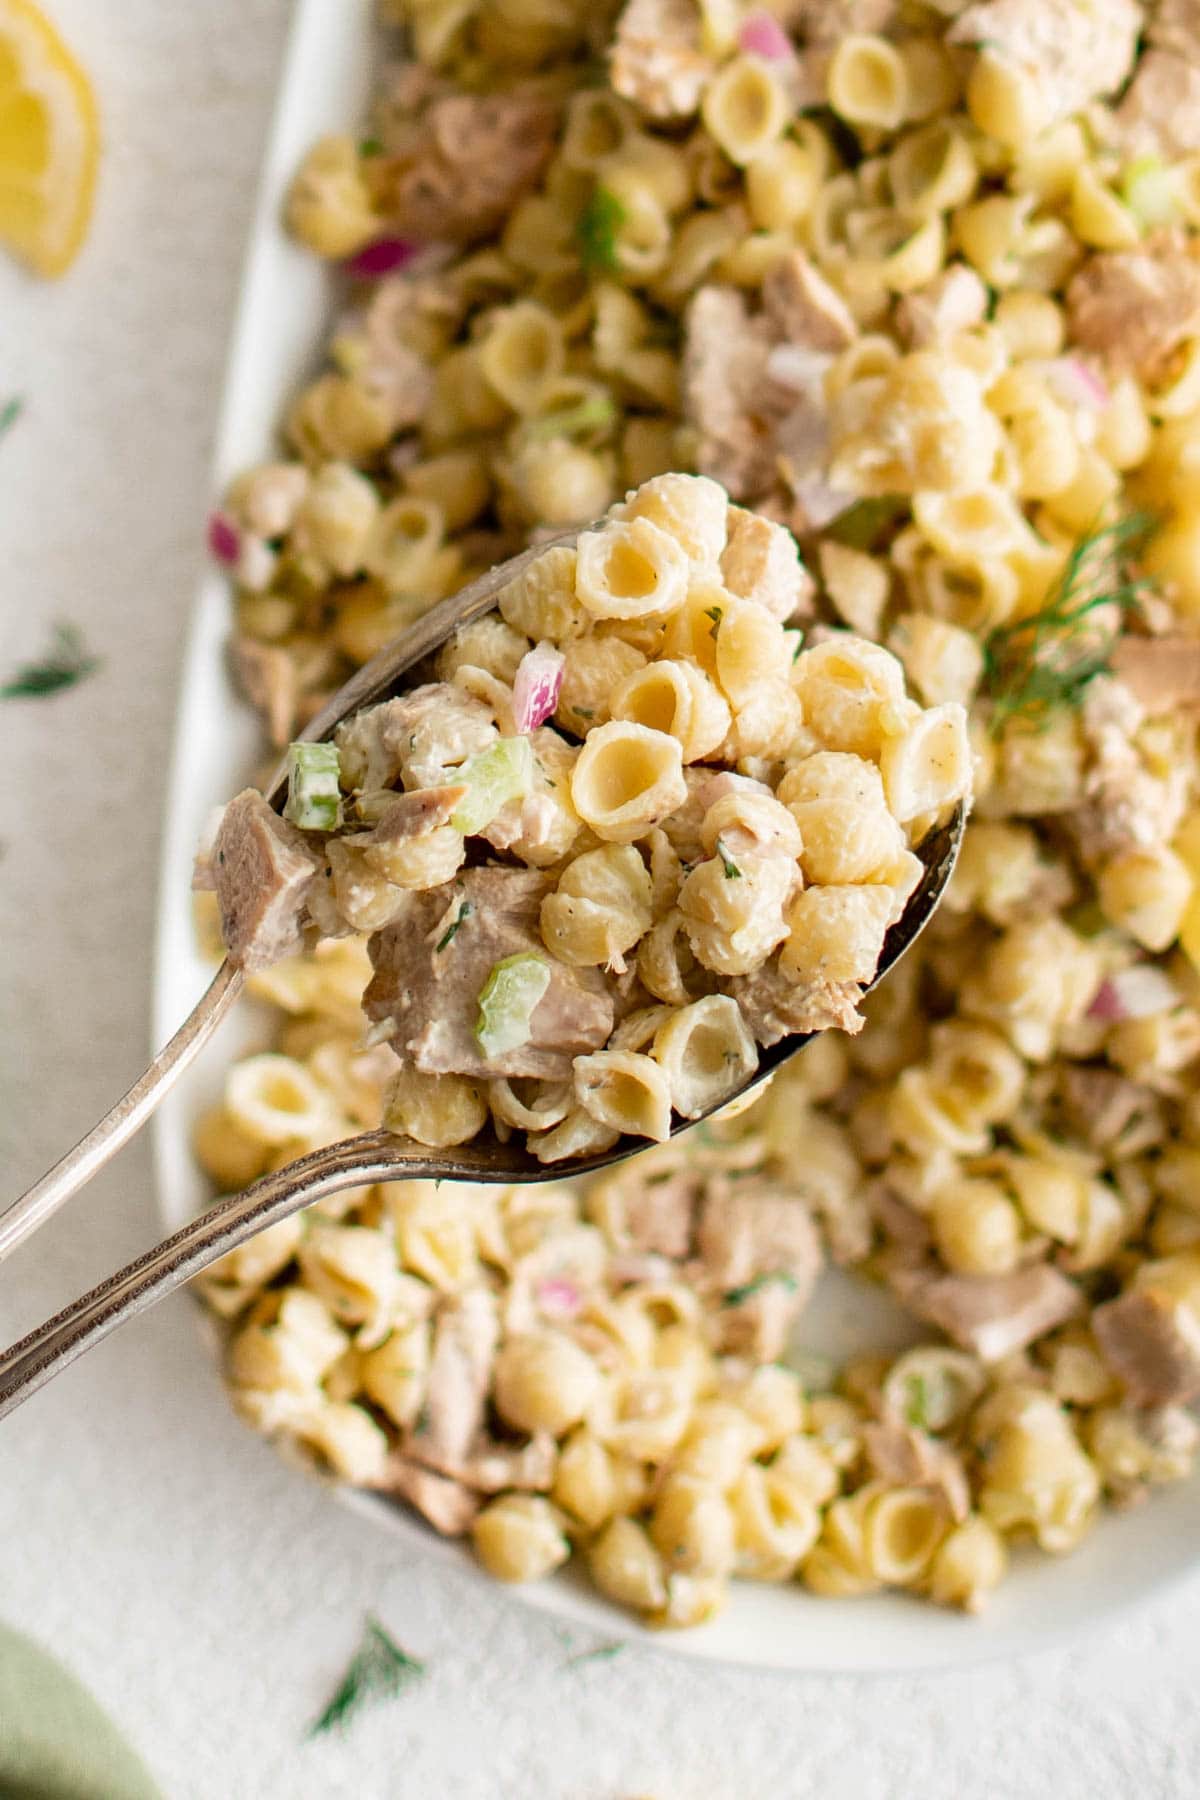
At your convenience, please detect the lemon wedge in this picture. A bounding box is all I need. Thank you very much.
[0,0,98,277]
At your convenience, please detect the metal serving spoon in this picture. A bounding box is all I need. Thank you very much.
[0,533,965,1419]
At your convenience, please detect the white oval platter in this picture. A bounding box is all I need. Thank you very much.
[152,0,1200,1673]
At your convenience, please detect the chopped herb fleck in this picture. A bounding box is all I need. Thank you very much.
[0,394,24,440]
[715,836,741,879]
[359,136,385,157]
[437,900,473,952]
[723,1270,799,1307]
[904,1373,933,1432]
[983,514,1153,734]
[565,1641,626,1667]
[1,622,100,700]
[574,706,595,719]
[704,604,723,640]
[307,1616,426,1738]
[576,186,626,273]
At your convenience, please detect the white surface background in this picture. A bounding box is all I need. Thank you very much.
[3,3,1200,1795]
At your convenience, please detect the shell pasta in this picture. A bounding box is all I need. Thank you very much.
[196,0,1200,1631]
[208,476,968,1156]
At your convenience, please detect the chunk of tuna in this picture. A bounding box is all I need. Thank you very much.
[862,1419,970,1521]
[725,964,866,1046]
[601,1166,701,1259]
[1094,1287,1200,1406]
[762,251,857,352]
[1067,233,1200,381]
[230,635,298,750]
[368,785,467,845]
[610,0,714,119]
[380,92,560,244]
[1117,49,1200,159]
[365,865,614,1081]
[696,1184,821,1300]
[870,1181,933,1260]
[411,1289,499,1469]
[1067,676,1187,863]
[949,0,1141,126]
[893,1263,1082,1361]
[357,276,462,428]
[784,0,897,40]
[434,1433,558,1494]
[1149,0,1200,64]
[1112,635,1200,715]
[335,682,496,793]
[701,1182,819,1357]
[895,265,989,349]
[213,789,321,973]
[1059,1064,1162,1155]
[375,1456,481,1535]
[682,286,778,500]
[716,1271,808,1361]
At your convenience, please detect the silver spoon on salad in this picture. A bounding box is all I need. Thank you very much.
[0,480,968,1417]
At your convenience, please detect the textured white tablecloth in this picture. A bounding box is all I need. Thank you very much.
[4,5,1200,1796]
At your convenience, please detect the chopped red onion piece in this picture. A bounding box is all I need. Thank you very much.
[536,1277,581,1318]
[738,11,794,59]
[207,510,240,566]
[512,642,566,735]
[342,237,421,279]
[1039,357,1109,412]
[1087,965,1179,1023]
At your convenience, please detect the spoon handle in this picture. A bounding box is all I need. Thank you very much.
[0,959,244,1265]
[0,1129,437,1420]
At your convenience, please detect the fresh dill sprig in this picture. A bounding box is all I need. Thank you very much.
[576,186,626,274]
[0,395,24,441]
[982,514,1153,735]
[1,621,101,700]
[307,1616,426,1739]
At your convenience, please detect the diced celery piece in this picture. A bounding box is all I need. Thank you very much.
[526,394,617,442]
[1120,156,1181,229]
[475,953,552,1059]
[283,740,342,831]
[451,736,534,835]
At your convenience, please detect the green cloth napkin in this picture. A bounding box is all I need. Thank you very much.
[0,1622,161,1800]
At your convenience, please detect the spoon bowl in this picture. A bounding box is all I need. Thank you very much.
[0,526,965,1417]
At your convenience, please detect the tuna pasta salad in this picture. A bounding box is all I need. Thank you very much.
[205,475,971,1156]
[193,0,1200,1626]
